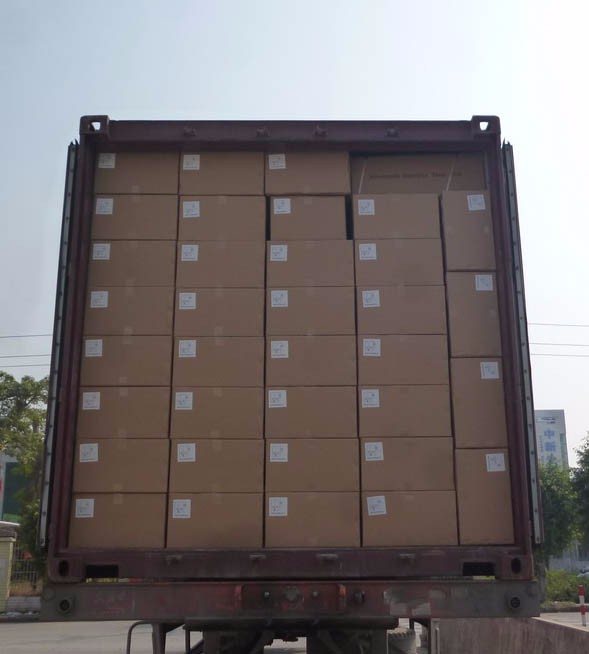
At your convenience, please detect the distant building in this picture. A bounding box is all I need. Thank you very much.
[534,410,587,571]
[534,409,569,468]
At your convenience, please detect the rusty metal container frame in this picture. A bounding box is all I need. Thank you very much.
[43,116,537,594]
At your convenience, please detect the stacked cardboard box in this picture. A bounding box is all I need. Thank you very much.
[168,153,265,548]
[71,148,514,551]
[353,191,457,546]
[71,153,178,548]
[264,152,360,547]
[442,191,514,544]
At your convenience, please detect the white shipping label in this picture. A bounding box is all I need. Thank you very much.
[362,389,380,408]
[79,443,99,463]
[82,391,101,410]
[183,154,201,170]
[92,243,111,260]
[183,200,201,218]
[179,292,197,310]
[85,339,103,358]
[179,339,197,358]
[268,154,286,170]
[90,291,109,308]
[270,244,288,261]
[363,338,381,357]
[364,442,384,461]
[271,340,289,359]
[95,197,114,215]
[475,274,494,292]
[271,290,288,307]
[358,198,375,215]
[269,443,289,462]
[175,392,194,411]
[172,499,192,519]
[362,290,381,308]
[177,443,196,463]
[273,198,291,214]
[75,498,95,518]
[268,390,287,408]
[367,495,387,516]
[181,244,199,261]
[98,153,116,169]
[268,496,288,516]
[358,243,377,261]
[480,362,500,379]
[486,452,506,472]
[467,193,486,211]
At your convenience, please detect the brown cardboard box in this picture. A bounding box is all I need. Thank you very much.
[359,385,452,437]
[355,239,443,286]
[266,287,355,336]
[79,335,172,386]
[69,493,166,548]
[270,196,346,240]
[442,191,496,271]
[167,493,263,548]
[265,439,359,492]
[172,337,264,387]
[352,194,440,239]
[176,241,265,288]
[455,449,514,544]
[169,440,263,493]
[446,272,502,357]
[175,288,264,337]
[178,196,266,241]
[73,439,169,493]
[356,286,447,335]
[265,492,360,547]
[171,387,263,438]
[351,153,486,194]
[179,152,264,195]
[265,387,357,438]
[266,336,356,386]
[266,240,354,287]
[451,358,508,448]
[94,152,179,194]
[92,194,178,240]
[87,241,176,287]
[77,387,170,439]
[361,438,454,491]
[358,335,449,386]
[362,491,458,546]
[84,287,174,336]
[265,152,350,195]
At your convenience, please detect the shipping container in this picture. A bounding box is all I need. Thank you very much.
[40,116,541,650]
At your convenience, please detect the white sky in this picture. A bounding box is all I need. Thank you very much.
[1,0,588,464]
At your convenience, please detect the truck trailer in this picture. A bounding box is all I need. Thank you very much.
[39,116,541,653]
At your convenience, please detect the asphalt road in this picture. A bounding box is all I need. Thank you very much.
[1,621,188,654]
[3,616,587,653]
[536,612,589,630]
[1,621,308,654]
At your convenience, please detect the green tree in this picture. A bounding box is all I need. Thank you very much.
[538,461,578,566]
[0,372,48,578]
[572,433,589,550]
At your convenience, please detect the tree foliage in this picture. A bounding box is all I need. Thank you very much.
[0,372,48,577]
[539,461,578,564]
[545,569,581,602]
[573,434,589,551]
[0,372,48,465]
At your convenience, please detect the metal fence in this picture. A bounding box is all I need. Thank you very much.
[10,534,40,597]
